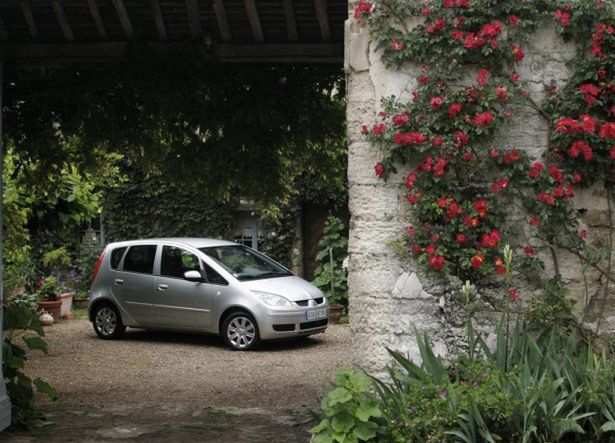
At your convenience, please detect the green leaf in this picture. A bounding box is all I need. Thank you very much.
[355,403,382,422]
[327,387,353,406]
[33,378,58,400]
[353,421,378,441]
[331,414,354,434]
[23,336,48,353]
[310,418,330,434]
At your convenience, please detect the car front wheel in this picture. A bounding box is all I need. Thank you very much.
[222,312,260,350]
[92,303,126,340]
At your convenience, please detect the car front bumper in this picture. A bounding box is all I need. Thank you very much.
[256,305,330,340]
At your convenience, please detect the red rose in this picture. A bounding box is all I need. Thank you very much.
[495,86,508,100]
[456,233,467,243]
[429,254,446,271]
[477,69,489,85]
[471,254,484,269]
[430,97,444,110]
[509,16,519,25]
[524,246,535,256]
[555,10,570,27]
[462,152,473,161]
[474,199,488,218]
[374,162,384,178]
[431,135,443,146]
[508,289,518,301]
[529,218,541,226]
[579,230,588,239]
[354,1,372,19]
[412,244,421,255]
[447,103,462,118]
[512,45,524,62]
[474,111,494,127]
[389,38,405,51]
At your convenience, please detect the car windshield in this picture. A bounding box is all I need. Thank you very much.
[199,245,292,281]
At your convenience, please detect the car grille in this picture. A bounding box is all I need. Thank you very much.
[300,319,328,330]
[295,297,325,307]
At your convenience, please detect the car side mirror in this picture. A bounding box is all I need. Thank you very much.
[184,270,205,282]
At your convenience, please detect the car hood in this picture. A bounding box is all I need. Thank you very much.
[241,276,324,302]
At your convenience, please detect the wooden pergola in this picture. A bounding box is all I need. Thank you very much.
[0,0,345,64]
[0,1,346,431]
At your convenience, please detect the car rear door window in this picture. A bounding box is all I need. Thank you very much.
[122,245,157,274]
[160,246,201,279]
[110,247,127,270]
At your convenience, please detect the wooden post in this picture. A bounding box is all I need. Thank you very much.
[0,61,13,430]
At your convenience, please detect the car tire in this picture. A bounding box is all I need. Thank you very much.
[222,311,260,351]
[92,303,126,340]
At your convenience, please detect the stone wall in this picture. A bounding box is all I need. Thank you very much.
[344,13,614,377]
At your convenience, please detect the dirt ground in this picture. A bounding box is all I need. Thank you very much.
[1,317,351,442]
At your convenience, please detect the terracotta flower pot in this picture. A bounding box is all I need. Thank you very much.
[37,300,62,321]
[328,304,344,324]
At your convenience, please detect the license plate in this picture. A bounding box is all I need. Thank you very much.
[306,308,327,320]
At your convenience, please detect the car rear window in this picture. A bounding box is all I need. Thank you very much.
[122,245,157,274]
[110,247,127,270]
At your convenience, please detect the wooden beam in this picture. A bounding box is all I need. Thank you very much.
[149,0,167,41]
[282,0,298,41]
[1,42,344,65]
[212,0,231,42]
[50,1,75,42]
[111,0,134,39]
[0,16,8,42]
[244,0,264,42]
[86,0,108,40]
[20,1,39,40]
[185,0,202,40]
[314,0,330,41]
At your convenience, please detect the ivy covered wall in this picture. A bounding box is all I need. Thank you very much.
[103,155,236,242]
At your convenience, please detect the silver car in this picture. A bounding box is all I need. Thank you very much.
[88,238,330,350]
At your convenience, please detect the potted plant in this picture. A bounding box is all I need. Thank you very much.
[312,216,349,324]
[73,290,90,310]
[36,276,63,320]
[42,247,75,317]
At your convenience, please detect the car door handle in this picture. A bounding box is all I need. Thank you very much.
[114,279,124,285]
[158,284,169,291]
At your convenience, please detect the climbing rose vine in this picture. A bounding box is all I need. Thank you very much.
[357,0,614,290]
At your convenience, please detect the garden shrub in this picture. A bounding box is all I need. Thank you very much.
[311,367,383,443]
[312,318,615,442]
[312,216,349,305]
[2,302,57,429]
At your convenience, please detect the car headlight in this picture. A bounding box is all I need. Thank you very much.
[254,291,292,307]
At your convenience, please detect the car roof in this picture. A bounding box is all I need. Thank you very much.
[106,238,239,249]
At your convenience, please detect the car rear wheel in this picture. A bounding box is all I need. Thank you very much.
[222,312,260,350]
[92,304,126,340]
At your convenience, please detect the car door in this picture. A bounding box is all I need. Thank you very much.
[154,245,213,329]
[114,244,158,324]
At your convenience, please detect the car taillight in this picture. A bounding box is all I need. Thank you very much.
[91,247,107,288]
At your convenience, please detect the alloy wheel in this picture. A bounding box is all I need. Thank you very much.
[227,316,256,349]
[95,307,117,337]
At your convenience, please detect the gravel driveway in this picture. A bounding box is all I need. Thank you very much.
[2,317,350,442]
